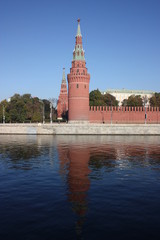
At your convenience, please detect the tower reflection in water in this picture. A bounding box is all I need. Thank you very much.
[57,135,160,238]
[58,137,91,236]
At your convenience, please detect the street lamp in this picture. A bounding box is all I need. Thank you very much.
[39,100,45,124]
[145,104,147,124]
[144,96,148,124]
[50,102,53,124]
[111,101,112,125]
[3,105,5,124]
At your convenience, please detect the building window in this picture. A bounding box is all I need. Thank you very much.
[77,84,79,88]
[84,84,86,88]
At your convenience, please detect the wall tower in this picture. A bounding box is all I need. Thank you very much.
[57,68,68,120]
[67,19,90,123]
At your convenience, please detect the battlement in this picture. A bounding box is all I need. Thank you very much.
[89,106,160,124]
[89,106,160,112]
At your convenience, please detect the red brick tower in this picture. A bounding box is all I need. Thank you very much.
[57,68,68,120]
[67,19,90,123]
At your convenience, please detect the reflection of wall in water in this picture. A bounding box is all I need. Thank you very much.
[57,135,160,174]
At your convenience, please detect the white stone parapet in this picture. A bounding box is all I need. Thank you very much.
[0,123,160,135]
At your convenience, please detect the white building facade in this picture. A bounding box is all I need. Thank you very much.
[101,89,155,106]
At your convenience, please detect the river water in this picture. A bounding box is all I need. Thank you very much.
[0,135,160,240]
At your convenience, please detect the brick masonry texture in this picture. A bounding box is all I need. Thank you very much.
[89,106,160,124]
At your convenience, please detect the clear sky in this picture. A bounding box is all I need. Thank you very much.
[0,0,160,101]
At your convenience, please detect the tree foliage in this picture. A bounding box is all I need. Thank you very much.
[122,95,143,107]
[0,94,57,123]
[89,89,118,106]
[149,93,160,107]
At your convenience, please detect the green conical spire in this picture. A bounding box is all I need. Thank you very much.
[76,18,82,36]
[72,19,85,61]
[62,68,66,84]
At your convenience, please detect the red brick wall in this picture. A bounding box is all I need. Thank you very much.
[89,106,160,124]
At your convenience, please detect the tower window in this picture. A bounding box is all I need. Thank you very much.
[77,84,79,88]
[84,84,86,88]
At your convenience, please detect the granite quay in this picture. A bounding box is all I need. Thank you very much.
[0,123,160,135]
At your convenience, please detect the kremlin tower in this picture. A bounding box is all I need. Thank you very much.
[57,68,68,120]
[67,19,90,123]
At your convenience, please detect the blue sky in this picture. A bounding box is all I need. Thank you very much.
[0,0,160,101]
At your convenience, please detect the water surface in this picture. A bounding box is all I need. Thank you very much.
[0,135,160,240]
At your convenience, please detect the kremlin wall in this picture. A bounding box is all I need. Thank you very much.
[57,20,160,124]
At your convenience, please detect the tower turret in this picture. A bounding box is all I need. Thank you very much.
[57,68,68,120]
[67,19,90,123]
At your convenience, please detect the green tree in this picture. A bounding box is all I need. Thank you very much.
[42,99,51,122]
[31,97,42,122]
[8,94,26,122]
[89,89,118,106]
[122,95,143,107]
[149,93,160,107]
[0,93,57,123]
[0,100,9,123]
[103,93,119,106]
[89,89,104,106]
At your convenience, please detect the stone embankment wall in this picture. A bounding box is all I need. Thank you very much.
[0,123,160,135]
[89,106,160,124]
